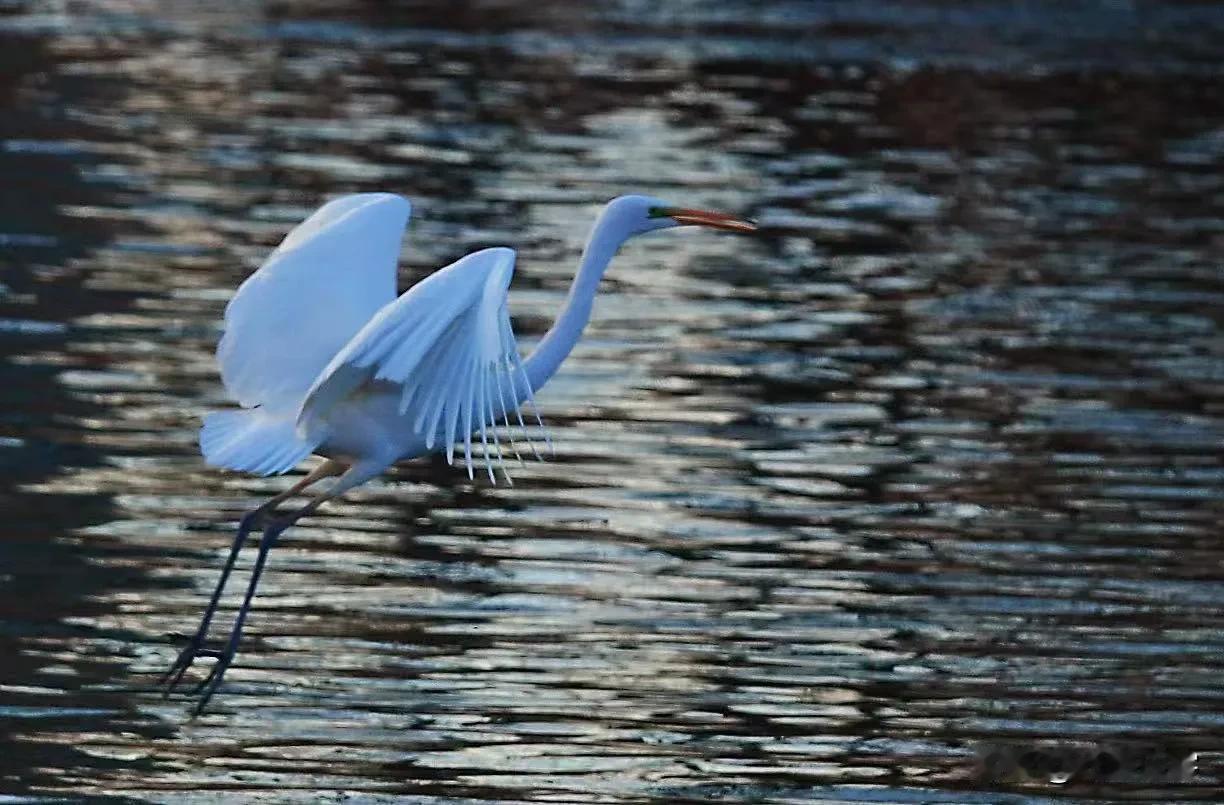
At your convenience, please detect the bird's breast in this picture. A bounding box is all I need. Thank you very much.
[314,385,428,464]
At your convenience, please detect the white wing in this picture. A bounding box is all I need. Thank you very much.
[296,246,549,483]
[217,193,410,413]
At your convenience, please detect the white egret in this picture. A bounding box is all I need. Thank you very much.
[162,192,756,711]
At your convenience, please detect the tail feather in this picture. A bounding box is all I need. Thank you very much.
[200,409,317,476]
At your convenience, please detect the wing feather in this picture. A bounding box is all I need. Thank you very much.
[296,247,547,481]
[217,193,410,413]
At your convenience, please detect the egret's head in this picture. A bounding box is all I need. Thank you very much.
[605,194,757,236]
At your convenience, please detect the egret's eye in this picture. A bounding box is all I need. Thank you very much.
[647,206,669,219]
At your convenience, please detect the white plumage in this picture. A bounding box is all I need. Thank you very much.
[171,192,754,713]
[200,193,545,483]
[218,193,404,411]
[297,245,547,483]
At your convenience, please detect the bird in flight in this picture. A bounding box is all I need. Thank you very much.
[161,193,756,712]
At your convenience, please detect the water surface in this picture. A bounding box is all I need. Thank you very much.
[2,1,1223,801]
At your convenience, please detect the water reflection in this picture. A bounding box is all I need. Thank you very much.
[0,22,169,799]
[1,0,1223,801]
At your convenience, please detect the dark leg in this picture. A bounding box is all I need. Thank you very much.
[161,460,345,694]
[160,509,261,693]
[190,494,330,714]
[185,459,386,713]
[190,514,287,714]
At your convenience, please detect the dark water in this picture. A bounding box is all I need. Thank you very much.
[2,1,1224,801]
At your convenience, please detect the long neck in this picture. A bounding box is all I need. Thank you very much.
[523,211,632,391]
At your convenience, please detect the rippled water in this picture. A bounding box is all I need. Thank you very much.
[3,1,1224,801]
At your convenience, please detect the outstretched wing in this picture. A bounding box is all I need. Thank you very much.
[296,246,549,483]
[217,193,411,413]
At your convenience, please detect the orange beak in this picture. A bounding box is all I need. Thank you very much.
[659,207,757,233]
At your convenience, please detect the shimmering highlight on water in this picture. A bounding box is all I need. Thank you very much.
[2,1,1224,801]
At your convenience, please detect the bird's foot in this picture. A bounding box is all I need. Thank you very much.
[190,646,235,715]
[160,634,224,696]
